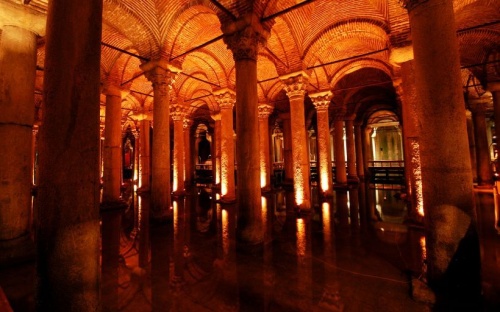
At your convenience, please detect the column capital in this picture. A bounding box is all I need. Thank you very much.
[280,71,310,99]
[140,59,181,95]
[211,111,221,121]
[309,90,332,111]
[170,104,186,121]
[399,0,428,12]
[183,117,193,129]
[389,46,414,65]
[101,79,124,97]
[258,104,274,118]
[213,88,236,109]
[468,93,493,114]
[222,14,269,62]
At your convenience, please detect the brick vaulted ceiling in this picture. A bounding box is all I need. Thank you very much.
[4,0,500,127]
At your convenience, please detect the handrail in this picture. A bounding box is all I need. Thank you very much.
[368,160,404,168]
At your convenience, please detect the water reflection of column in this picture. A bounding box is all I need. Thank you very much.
[138,194,150,268]
[172,199,186,289]
[262,196,274,310]
[280,113,294,183]
[358,182,369,233]
[150,213,173,310]
[336,190,350,236]
[318,201,344,310]
[349,188,360,234]
[101,208,122,312]
[296,216,313,308]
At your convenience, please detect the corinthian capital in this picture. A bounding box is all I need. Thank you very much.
[280,71,309,99]
[258,104,274,119]
[309,91,332,111]
[222,14,269,62]
[170,104,186,121]
[140,59,181,96]
[213,88,236,109]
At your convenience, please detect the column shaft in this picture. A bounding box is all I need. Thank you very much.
[470,100,493,185]
[258,105,273,190]
[281,113,294,182]
[354,123,365,178]
[317,110,332,193]
[345,119,357,180]
[183,118,193,187]
[36,0,102,309]
[407,0,478,288]
[211,114,222,186]
[139,120,151,191]
[220,104,235,200]
[171,105,185,194]
[0,25,37,264]
[334,120,347,184]
[102,88,122,203]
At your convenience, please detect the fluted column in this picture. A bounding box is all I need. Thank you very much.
[354,122,365,179]
[170,103,186,195]
[101,83,123,204]
[211,112,222,187]
[469,94,493,186]
[214,89,236,201]
[36,0,102,309]
[223,15,269,244]
[0,25,37,265]
[258,104,274,191]
[345,116,357,182]
[334,118,347,185]
[140,60,179,220]
[310,91,333,196]
[281,72,311,210]
[183,117,193,188]
[403,0,478,291]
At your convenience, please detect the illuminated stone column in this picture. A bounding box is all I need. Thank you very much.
[281,72,311,210]
[183,117,193,188]
[140,60,179,219]
[0,25,36,264]
[404,0,478,291]
[354,122,365,179]
[211,111,222,187]
[214,89,236,201]
[101,83,123,204]
[345,116,357,182]
[170,103,186,195]
[139,119,151,191]
[466,111,478,181]
[258,104,274,191]
[36,0,102,309]
[334,118,347,185]
[310,91,333,196]
[280,113,294,182]
[488,82,500,171]
[469,94,493,186]
[223,15,269,244]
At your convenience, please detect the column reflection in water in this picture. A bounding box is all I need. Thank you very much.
[318,201,344,310]
[150,200,173,310]
[335,190,350,238]
[262,195,275,311]
[358,182,369,233]
[101,207,123,312]
[138,194,150,269]
[348,187,361,248]
[172,198,185,288]
[296,215,313,308]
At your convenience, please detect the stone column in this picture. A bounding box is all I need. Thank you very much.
[354,122,365,179]
[139,119,151,191]
[488,82,500,171]
[258,104,273,191]
[310,91,333,196]
[334,119,347,185]
[280,113,294,183]
[404,0,478,292]
[223,15,268,243]
[466,111,478,181]
[469,94,493,186]
[281,72,311,210]
[0,25,37,265]
[183,117,193,188]
[101,83,123,204]
[211,112,222,187]
[36,0,102,309]
[170,103,186,195]
[345,117,357,182]
[214,89,236,201]
[140,60,179,220]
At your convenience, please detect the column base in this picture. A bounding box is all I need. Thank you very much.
[100,200,128,211]
[0,234,35,267]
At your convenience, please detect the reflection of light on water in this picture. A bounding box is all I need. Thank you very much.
[216,193,220,200]
[322,202,330,244]
[296,218,306,257]
[222,209,229,256]
[261,197,267,229]
[138,196,142,231]
[420,236,426,261]
[173,200,178,236]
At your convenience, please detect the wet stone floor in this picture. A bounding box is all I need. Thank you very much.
[0,182,493,311]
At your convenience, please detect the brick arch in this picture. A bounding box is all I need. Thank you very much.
[330,58,393,90]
